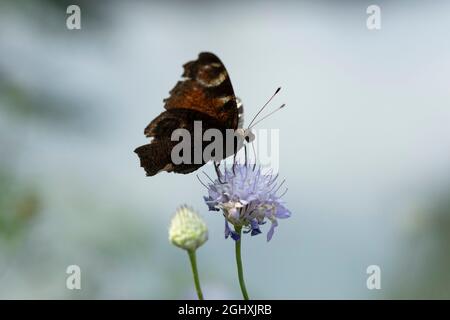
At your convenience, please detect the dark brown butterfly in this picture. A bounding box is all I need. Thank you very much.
[134,52,248,176]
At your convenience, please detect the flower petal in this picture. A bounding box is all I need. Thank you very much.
[267,220,279,241]
[275,205,291,219]
[230,231,241,241]
[250,219,262,236]
[224,220,231,239]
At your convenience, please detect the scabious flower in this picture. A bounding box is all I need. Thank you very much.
[203,164,291,241]
[169,206,208,251]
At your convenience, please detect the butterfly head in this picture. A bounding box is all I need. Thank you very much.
[235,128,255,144]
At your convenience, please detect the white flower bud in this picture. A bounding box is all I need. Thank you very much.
[169,206,208,251]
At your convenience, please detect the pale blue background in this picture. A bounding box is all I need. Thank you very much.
[1,0,450,299]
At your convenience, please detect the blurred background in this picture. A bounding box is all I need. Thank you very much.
[1,0,450,299]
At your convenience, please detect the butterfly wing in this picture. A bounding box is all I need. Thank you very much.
[135,52,241,176]
[135,110,226,176]
[161,52,239,129]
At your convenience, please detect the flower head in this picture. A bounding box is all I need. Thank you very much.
[203,164,291,241]
[169,206,208,251]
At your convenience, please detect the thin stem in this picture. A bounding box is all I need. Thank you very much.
[187,250,204,300]
[234,227,249,300]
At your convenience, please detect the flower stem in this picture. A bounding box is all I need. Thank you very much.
[235,227,250,300]
[187,249,204,300]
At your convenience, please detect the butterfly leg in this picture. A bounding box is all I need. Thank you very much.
[244,144,248,166]
[214,161,224,183]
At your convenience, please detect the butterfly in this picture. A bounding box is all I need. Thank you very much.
[134,52,283,177]
[134,52,250,176]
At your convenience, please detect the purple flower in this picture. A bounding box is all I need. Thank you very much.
[203,164,291,241]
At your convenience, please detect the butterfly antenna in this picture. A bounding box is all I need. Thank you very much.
[249,103,286,129]
[247,87,281,128]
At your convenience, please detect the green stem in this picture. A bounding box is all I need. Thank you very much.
[188,249,204,300]
[235,227,250,300]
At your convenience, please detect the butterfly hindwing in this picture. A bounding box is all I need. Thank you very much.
[135,109,231,176]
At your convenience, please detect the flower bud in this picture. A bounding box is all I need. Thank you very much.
[169,206,208,251]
